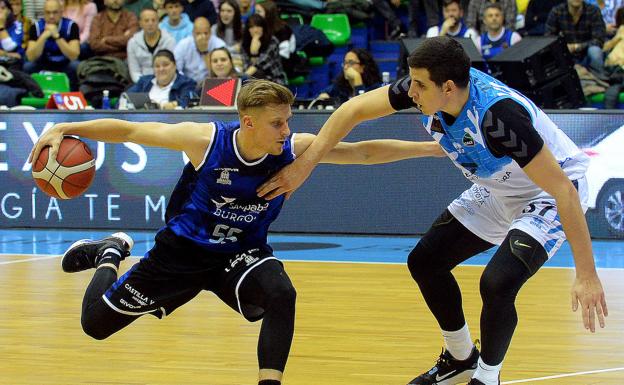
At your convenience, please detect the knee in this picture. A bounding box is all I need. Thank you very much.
[81,313,112,340]
[267,282,297,310]
[479,269,519,305]
[407,241,437,281]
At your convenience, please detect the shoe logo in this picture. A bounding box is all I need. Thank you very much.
[513,239,532,249]
[435,370,457,382]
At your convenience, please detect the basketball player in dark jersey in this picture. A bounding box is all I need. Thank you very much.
[29,80,444,385]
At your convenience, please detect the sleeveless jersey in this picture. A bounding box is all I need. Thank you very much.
[421,68,589,200]
[34,17,75,63]
[167,120,295,253]
[480,28,513,60]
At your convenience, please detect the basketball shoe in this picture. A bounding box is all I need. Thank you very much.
[407,345,479,385]
[62,232,133,272]
[467,377,500,385]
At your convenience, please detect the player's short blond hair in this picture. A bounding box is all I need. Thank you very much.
[237,79,294,113]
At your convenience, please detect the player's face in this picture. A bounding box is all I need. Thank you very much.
[408,67,446,115]
[251,104,292,155]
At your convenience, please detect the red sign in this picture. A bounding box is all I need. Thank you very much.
[46,92,89,110]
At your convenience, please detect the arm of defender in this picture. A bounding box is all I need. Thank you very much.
[522,146,607,332]
[29,119,214,168]
[258,86,398,199]
[293,133,445,164]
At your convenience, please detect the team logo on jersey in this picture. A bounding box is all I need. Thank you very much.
[462,132,475,146]
[211,196,236,209]
[215,168,237,185]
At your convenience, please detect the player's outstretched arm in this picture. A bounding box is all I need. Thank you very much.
[294,133,445,164]
[29,119,214,168]
[523,145,608,333]
[258,86,397,199]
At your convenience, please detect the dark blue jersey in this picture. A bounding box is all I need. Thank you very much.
[166,120,295,254]
[480,28,514,60]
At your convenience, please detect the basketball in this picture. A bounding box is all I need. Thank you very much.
[32,136,96,199]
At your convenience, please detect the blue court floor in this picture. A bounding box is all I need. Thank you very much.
[1,229,623,269]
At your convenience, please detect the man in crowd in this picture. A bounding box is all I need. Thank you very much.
[174,16,225,84]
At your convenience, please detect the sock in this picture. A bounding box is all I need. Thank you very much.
[473,357,502,385]
[442,323,473,360]
[258,380,280,385]
[96,247,122,270]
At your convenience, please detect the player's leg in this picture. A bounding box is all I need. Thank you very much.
[62,232,137,339]
[406,209,495,385]
[214,253,296,385]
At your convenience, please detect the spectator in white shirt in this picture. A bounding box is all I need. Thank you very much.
[426,0,479,48]
[174,16,225,84]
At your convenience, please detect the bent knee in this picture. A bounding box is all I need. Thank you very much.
[81,314,113,340]
[408,242,438,280]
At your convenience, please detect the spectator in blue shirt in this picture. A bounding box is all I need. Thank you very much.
[159,0,193,42]
[0,0,24,67]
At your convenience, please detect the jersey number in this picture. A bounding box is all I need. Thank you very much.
[209,224,242,244]
[522,201,555,217]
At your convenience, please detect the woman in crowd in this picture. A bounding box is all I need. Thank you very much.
[317,48,383,105]
[63,0,96,45]
[241,13,286,84]
[0,0,24,66]
[127,49,196,109]
[207,46,239,78]
[212,0,242,69]
[8,0,30,50]
[254,0,296,76]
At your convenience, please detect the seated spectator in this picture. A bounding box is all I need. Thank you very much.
[0,0,25,67]
[317,48,382,105]
[241,13,286,84]
[477,3,521,60]
[127,7,175,82]
[545,0,606,74]
[466,0,517,32]
[426,0,479,48]
[25,0,80,87]
[206,46,238,77]
[523,0,565,36]
[183,0,216,24]
[371,0,404,39]
[254,0,297,76]
[9,0,32,50]
[124,0,152,18]
[587,0,624,34]
[603,6,624,108]
[89,0,137,59]
[152,0,166,19]
[126,48,196,108]
[63,0,97,45]
[174,16,224,84]
[159,0,192,42]
[239,0,253,23]
[212,0,242,70]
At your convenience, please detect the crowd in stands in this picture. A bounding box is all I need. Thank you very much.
[0,0,623,109]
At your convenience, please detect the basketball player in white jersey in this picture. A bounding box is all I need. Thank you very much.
[257,37,608,385]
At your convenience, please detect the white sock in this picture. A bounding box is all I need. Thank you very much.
[441,323,473,360]
[473,357,502,385]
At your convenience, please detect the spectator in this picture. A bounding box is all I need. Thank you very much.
[603,6,624,107]
[152,0,166,19]
[25,0,80,87]
[545,0,607,74]
[174,16,225,84]
[239,0,253,23]
[206,46,238,77]
[587,0,624,34]
[183,0,216,23]
[426,0,479,48]
[9,0,32,50]
[159,0,192,42]
[254,1,296,75]
[523,0,565,36]
[212,0,242,69]
[127,7,175,82]
[317,48,382,105]
[466,0,517,32]
[241,13,286,84]
[63,0,97,44]
[89,0,137,59]
[126,48,196,108]
[0,0,24,66]
[123,0,152,18]
[477,3,522,60]
[371,0,404,39]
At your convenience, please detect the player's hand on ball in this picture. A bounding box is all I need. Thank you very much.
[29,123,65,165]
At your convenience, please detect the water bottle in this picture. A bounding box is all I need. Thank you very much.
[382,72,391,86]
[102,89,111,110]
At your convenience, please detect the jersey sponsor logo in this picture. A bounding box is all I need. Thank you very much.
[211,196,236,209]
[124,283,155,306]
[495,171,512,184]
[470,185,491,206]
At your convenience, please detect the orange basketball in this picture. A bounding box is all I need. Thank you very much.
[32,136,96,199]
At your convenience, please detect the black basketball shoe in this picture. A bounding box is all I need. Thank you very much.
[466,377,500,385]
[407,345,479,385]
[62,232,133,273]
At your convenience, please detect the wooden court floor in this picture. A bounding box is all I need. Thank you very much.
[0,255,622,385]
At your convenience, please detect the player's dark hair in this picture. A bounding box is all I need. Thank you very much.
[407,36,470,88]
[237,79,294,112]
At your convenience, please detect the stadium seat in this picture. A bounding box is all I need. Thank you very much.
[311,14,351,47]
[21,72,71,108]
[586,92,624,109]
